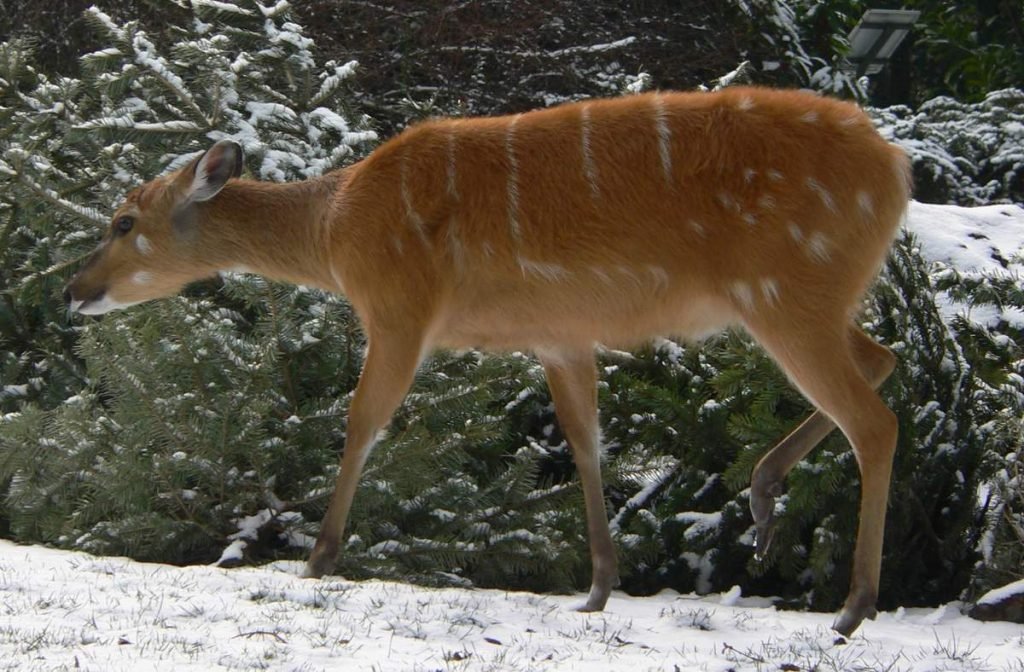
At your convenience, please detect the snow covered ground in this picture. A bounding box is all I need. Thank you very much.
[2,201,1023,671]
[906,200,1024,327]
[2,539,1022,672]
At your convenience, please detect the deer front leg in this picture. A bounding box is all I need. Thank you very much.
[538,347,618,612]
[304,330,424,579]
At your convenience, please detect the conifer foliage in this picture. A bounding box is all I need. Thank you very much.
[0,0,381,560]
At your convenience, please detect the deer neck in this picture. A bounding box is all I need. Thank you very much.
[199,175,342,292]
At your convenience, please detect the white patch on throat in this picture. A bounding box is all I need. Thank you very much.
[73,294,144,316]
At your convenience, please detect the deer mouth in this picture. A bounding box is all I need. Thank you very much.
[65,286,141,315]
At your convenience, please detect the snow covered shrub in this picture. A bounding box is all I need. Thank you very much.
[874,89,1024,206]
[0,0,378,560]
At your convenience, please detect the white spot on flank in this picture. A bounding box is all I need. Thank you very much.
[135,234,153,256]
[839,114,860,127]
[616,265,643,286]
[580,105,600,200]
[758,194,776,210]
[329,260,345,293]
[806,231,831,262]
[857,191,874,218]
[717,192,738,212]
[736,95,755,111]
[590,266,613,285]
[743,168,757,183]
[646,264,669,290]
[800,110,819,123]
[760,278,780,306]
[689,219,706,237]
[132,271,153,285]
[518,257,569,282]
[742,212,757,227]
[766,169,784,182]
[729,281,755,311]
[506,114,523,242]
[805,177,837,213]
[652,94,673,184]
[789,222,830,263]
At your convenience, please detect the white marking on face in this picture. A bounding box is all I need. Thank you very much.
[518,257,569,282]
[736,95,755,111]
[135,234,153,256]
[506,114,522,243]
[400,152,429,246]
[446,128,459,199]
[760,278,780,306]
[729,281,755,312]
[857,191,874,218]
[580,105,600,200]
[132,271,153,285]
[800,110,819,123]
[806,231,831,262]
[805,177,837,213]
[652,94,673,184]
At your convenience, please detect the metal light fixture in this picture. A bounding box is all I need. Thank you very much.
[844,9,920,78]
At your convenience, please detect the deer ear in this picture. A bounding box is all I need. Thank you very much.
[185,140,244,203]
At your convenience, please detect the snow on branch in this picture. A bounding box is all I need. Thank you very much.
[131,33,210,127]
[437,37,637,60]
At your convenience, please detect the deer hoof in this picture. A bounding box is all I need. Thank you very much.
[833,599,878,637]
[301,555,335,579]
[750,478,783,560]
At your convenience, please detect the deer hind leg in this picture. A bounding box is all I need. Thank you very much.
[750,326,896,559]
[744,318,897,636]
[538,347,619,612]
[304,329,424,579]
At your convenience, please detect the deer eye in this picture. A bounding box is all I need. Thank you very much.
[115,216,134,236]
